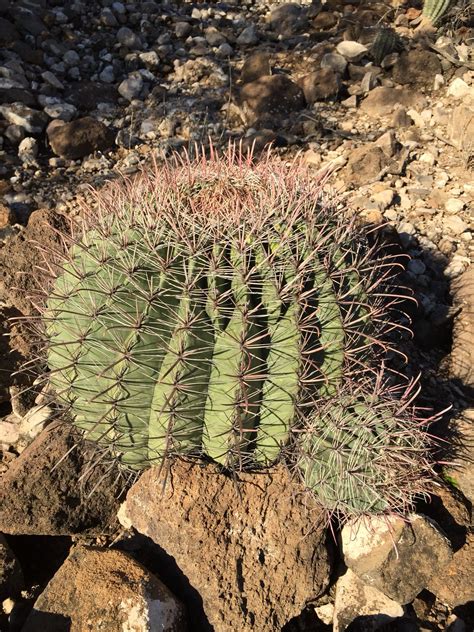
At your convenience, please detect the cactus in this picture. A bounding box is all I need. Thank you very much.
[370,28,400,66]
[422,0,452,25]
[39,147,435,518]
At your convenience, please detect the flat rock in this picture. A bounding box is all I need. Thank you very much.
[336,41,368,61]
[0,102,47,134]
[22,546,186,632]
[239,74,305,123]
[119,461,331,632]
[447,104,474,153]
[47,116,115,160]
[342,514,453,604]
[298,68,341,104]
[392,49,442,86]
[342,144,392,186]
[333,568,404,632]
[0,422,121,536]
[360,86,426,117]
[427,531,474,608]
[0,533,24,600]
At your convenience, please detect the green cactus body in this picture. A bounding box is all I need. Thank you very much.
[422,0,452,24]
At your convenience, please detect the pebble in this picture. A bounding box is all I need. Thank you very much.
[118,72,144,101]
[408,258,427,275]
[321,53,347,74]
[117,26,142,49]
[236,25,259,46]
[43,102,77,121]
[336,41,368,61]
[17,137,38,164]
[445,198,465,214]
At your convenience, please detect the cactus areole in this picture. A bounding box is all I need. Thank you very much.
[43,149,434,517]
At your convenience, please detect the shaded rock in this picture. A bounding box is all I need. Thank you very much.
[241,52,271,85]
[268,3,308,36]
[241,129,287,154]
[360,86,426,117]
[119,461,331,632]
[117,25,142,49]
[298,68,341,104]
[0,422,121,536]
[427,531,474,607]
[392,49,442,86]
[443,410,474,505]
[236,25,259,46]
[239,74,305,122]
[0,533,24,600]
[447,104,474,154]
[333,568,404,632]
[321,52,347,74]
[0,102,47,134]
[22,546,186,632]
[342,514,453,604]
[0,16,18,47]
[47,117,115,160]
[343,144,391,186]
[0,87,36,107]
[64,81,118,111]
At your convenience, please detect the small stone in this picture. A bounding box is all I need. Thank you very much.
[444,215,468,235]
[0,418,19,449]
[0,102,47,134]
[17,137,38,164]
[419,151,436,166]
[4,124,24,144]
[241,52,271,85]
[117,26,141,49]
[21,547,186,632]
[336,41,368,61]
[100,7,118,27]
[118,72,144,101]
[41,70,64,90]
[99,65,115,83]
[298,68,341,104]
[204,26,226,47]
[445,198,465,214]
[333,568,404,632]
[43,102,77,121]
[18,404,53,444]
[361,71,378,93]
[47,117,115,160]
[236,25,259,46]
[0,203,15,229]
[342,514,453,604]
[216,42,233,59]
[447,77,474,100]
[139,51,160,68]
[372,188,394,210]
[174,21,191,38]
[433,73,444,90]
[63,50,80,67]
[341,95,357,108]
[321,53,347,74]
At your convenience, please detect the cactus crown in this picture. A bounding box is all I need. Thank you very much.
[39,147,434,519]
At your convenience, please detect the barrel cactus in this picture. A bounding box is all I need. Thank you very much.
[40,148,434,517]
[422,0,452,25]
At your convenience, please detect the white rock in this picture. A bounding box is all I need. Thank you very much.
[118,72,144,101]
[445,198,465,214]
[336,41,368,61]
[447,77,474,100]
[444,215,468,235]
[43,102,77,121]
[139,51,160,68]
[19,404,53,441]
[0,417,20,449]
[18,137,38,164]
[333,568,404,632]
[314,603,334,625]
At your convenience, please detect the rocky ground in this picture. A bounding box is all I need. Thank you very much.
[0,0,473,631]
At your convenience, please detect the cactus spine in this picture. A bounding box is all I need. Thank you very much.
[41,148,434,518]
[422,0,452,25]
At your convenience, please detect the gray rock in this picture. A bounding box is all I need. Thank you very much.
[101,7,118,27]
[0,102,47,134]
[118,72,144,101]
[22,547,186,632]
[43,102,77,121]
[236,25,259,46]
[139,51,160,68]
[342,514,453,605]
[63,50,80,67]
[117,26,142,49]
[41,70,64,90]
[99,65,115,83]
[174,21,192,38]
[334,568,404,632]
[4,124,25,144]
[204,26,226,47]
[321,52,347,74]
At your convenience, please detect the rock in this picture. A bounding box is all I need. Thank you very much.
[443,215,468,235]
[0,102,47,134]
[22,547,186,632]
[361,71,378,93]
[342,514,453,604]
[449,267,474,390]
[0,422,121,536]
[447,78,474,100]
[117,26,142,49]
[139,51,160,69]
[321,52,347,74]
[0,203,15,228]
[447,104,474,153]
[392,49,442,86]
[0,533,23,600]
[298,68,341,104]
[204,26,226,47]
[118,71,144,101]
[43,101,77,121]
[445,198,465,214]
[119,461,331,632]
[41,70,64,91]
[360,86,426,117]
[241,52,271,85]
[336,41,368,62]
[17,136,38,164]
[99,65,115,83]
[343,144,391,186]
[333,568,404,632]
[0,17,18,47]
[174,21,191,39]
[427,531,474,608]
[268,3,307,36]
[47,117,115,160]
[236,25,259,46]
[239,74,306,122]
[407,259,426,275]
[64,82,118,111]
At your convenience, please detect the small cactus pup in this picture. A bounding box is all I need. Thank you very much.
[42,147,407,480]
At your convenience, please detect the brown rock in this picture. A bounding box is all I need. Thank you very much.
[360,86,426,118]
[298,68,341,104]
[241,52,271,85]
[392,49,442,86]
[343,144,391,186]
[0,203,15,229]
[450,266,474,389]
[447,104,474,153]
[239,74,306,122]
[22,546,186,632]
[64,81,118,111]
[428,531,474,608]
[0,533,24,600]
[313,11,338,30]
[120,461,331,632]
[47,117,115,160]
[0,422,122,536]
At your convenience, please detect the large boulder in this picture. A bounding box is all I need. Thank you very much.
[119,461,332,632]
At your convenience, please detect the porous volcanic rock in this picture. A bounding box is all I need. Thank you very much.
[22,546,186,632]
[392,49,442,86]
[47,117,115,160]
[239,74,306,122]
[119,461,331,632]
[0,422,122,536]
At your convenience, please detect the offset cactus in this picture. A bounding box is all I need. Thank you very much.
[40,148,434,517]
[370,28,400,66]
[422,0,452,25]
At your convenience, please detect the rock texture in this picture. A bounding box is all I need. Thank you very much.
[428,531,474,608]
[22,546,186,632]
[449,266,474,389]
[0,422,121,536]
[47,117,115,160]
[119,461,331,632]
[342,514,453,604]
[0,533,24,600]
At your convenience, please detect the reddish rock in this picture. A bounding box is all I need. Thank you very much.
[298,68,341,104]
[392,49,442,86]
[0,203,15,229]
[239,74,306,122]
[119,461,331,632]
[47,117,115,160]
[428,531,474,608]
[22,547,186,632]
